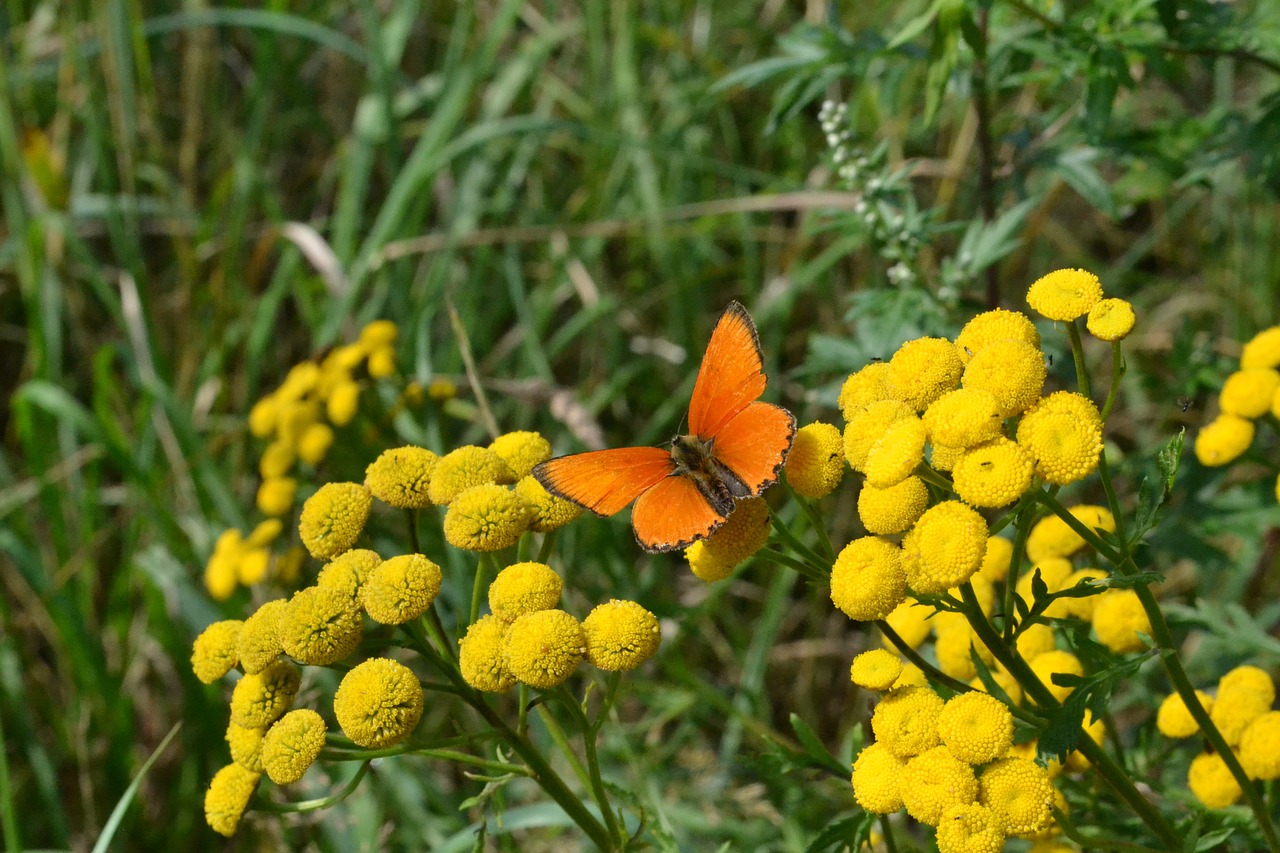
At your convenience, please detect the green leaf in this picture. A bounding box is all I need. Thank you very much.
[1129,430,1186,545]
[1054,147,1117,217]
[1195,828,1237,850]
[805,812,876,853]
[90,723,182,853]
[790,713,849,777]
[886,0,946,49]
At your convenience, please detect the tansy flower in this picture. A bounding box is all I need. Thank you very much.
[887,337,965,411]
[1044,568,1106,620]
[851,649,903,691]
[1026,268,1103,321]
[1239,712,1280,779]
[443,485,530,551]
[248,396,278,439]
[427,377,458,401]
[880,598,933,649]
[839,362,892,420]
[230,661,301,729]
[1188,752,1242,808]
[1086,298,1135,342]
[583,600,661,671]
[327,380,360,426]
[360,319,398,349]
[702,497,770,566]
[428,446,517,505]
[489,562,562,621]
[257,477,297,517]
[364,446,438,509]
[923,388,1004,448]
[504,609,586,689]
[259,441,295,479]
[864,416,928,488]
[203,763,260,837]
[1016,392,1103,485]
[901,746,979,826]
[1194,414,1254,466]
[489,431,552,479]
[844,400,916,470]
[367,346,396,378]
[1212,665,1275,745]
[1028,650,1083,704]
[976,536,1013,583]
[278,363,321,400]
[1219,665,1275,703]
[970,668,1023,706]
[684,540,734,582]
[514,476,583,533]
[192,620,242,684]
[1156,689,1213,738]
[936,624,996,682]
[784,422,845,498]
[1026,505,1114,563]
[280,586,363,665]
[1219,368,1280,419]
[938,692,1014,765]
[895,662,929,688]
[333,658,423,748]
[261,709,326,785]
[297,423,335,466]
[858,476,928,535]
[276,546,306,585]
[237,599,288,675]
[246,519,283,549]
[954,308,1041,364]
[978,756,1054,835]
[226,722,265,773]
[952,437,1034,508]
[298,482,372,560]
[901,501,989,595]
[1241,325,1280,370]
[830,536,907,621]
[1007,741,1063,779]
[276,399,320,444]
[1091,589,1150,653]
[317,548,382,600]
[459,615,516,693]
[871,685,945,758]
[851,742,907,813]
[962,339,1047,417]
[936,802,1006,853]
[236,548,270,586]
[362,554,442,624]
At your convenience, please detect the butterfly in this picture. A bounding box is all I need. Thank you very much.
[532,302,796,552]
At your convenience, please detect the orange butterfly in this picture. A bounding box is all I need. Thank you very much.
[532,302,796,552]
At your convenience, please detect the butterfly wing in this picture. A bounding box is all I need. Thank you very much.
[710,401,796,495]
[630,474,727,552]
[532,447,674,516]
[687,301,767,439]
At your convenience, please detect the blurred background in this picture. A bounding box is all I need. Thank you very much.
[3,0,1279,850]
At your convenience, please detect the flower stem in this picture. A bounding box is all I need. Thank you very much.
[253,761,371,813]
[1067,320,1092,401]
[768,512,829,575]
[783,479,836,563]
[406,508,421,554]
[1101,340,1126,421]
[536,529,558,564]
[557,685,624,848]
[879,814,900,853]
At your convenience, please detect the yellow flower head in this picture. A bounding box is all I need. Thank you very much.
[245,520,283,550]
[978,756,1054,835]
[1016,392,1103,485]
[226,722,265,773]
[864,416,928,488]
[364,446,439,509]
[938,692,1014,766]
[881,598,933,649]
[936,802,1007,853]
[970,668,1024,706]
[936,624,996,681]
[1091,589,1151,653]
[1194,414,1255,466]
[277,363,320,400]
[237,599,287,675]
[1220,368,1280,420]
[952,437,1035,508]
[1212,668,1275,746]
[279,585,364,665]
[248,395,278,439]
[489,431,552,479]
[1241,326,1280,370]
[488,562,563,621]
[204,763,260,837]
[359,319,397,349]
[1220,665,1275,702]
[1028,650,1083,704]
[504,609,586,690]
[257,476,298,518]
[1045,568,1106,620]
[583,599,661,671]
[872,685,945,759]
[327,379,360,427]
[851,742,907,813]
[276,399,320,445]
[230,660,301,729]
[1156,689,1213,738]
[930,442,966,473]
[839,362,892,420]
[1188,752,1243,808]
[1240,711,1280,780]
[830,536,907,621]
[858,476,928,535]
[367,346,397,379]
[902,501,989,595]
[459,615,516,693]
[427,377,458,401]
[443,484,530,552]
[923,388,1004,449]
[334,658,423,747]
[1086,298,1135,342]
[977,536,1013,583]
[784,422,845,498]
[851,649,904,691]
[276,546,306,585]
[1026,505,1114,563]
[259,441,295,479]
[901,745,979,826]
[962,339,1047,417]
[260,708,326,785]
[514,476,583,533]
[888,337,965,411]
[192,620,242,684]
[236,548,271,586]
[844,399,916,471]
[298,482,372,560]
[362,554,443,625]
[317,548,382,600]
[428,446,517,505]
[297,423,335,466]
[955,308,1041,364]
[1026,268,1103,321]
[702,496,771,566]
[684,540,734,582]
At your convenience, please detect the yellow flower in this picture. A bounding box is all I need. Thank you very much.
[851,742,907,813]
[962,339,1047,417]
[1188,752,1242,808]
[489,431,552,479]
[930,442,966,472]
[1045,568,1106,620]
[1220,665,1275,702]
[1016,392,1103,485]
[978,756,1054,835]
[1091,589,1150,653]
[1028,650,1083,704]
[1211,665,1275,745]
[259,441,295,479]
[327,379,360,427]
[784,422,845,498]
[1194,413,1254,466]
[583,599,661,671]
[1026,268,1103,321]
[1026,504,1114,563]
[276,399,320,445]
[902,501,989,595]
[887,337,965,410]
[488,562,562,621]
[226,722,265,773]
[1220,368,1280,419]
[204,529,243,600]
[192,620,242,684]
[1241,326,1280,369]
[204,763,260,837]
[850,649,903,691]
[256,476,297,517]
[864,416,928,488]
[367,346,396,379]
[280,585,363,665]
[896,662,929,688]
[237,599,287,675]
[1086,298,1135,342]
[276,546,306,585]
[362,554,443,624]
[872,685,945,758]
[333,658,424,748]
[401,380,426,406]
[427,377,458,401]
[970,668,1023,706]
[245,519,283,549]
[881,598,933,649]
[839,362,892,420]
[364,446,438,508]
[298,482,372,559]
[443,484,530,552]
[952,437,1034,508]
[1156,689,1213,738]
[901,746,979,826]
[504,609,585,689]
[278,363,321,400]
[938,692,1014,766]
[248,396,278,439]
[936,624,996,681]
[317,548,382,600]
[843,400,916,470]
[1015,558,1074,610]
[236,548,270,586]
[360,319,398,349]
[976,536,1013,583]
[830,536,907,621]
[858,476,928,535]
[1015,623,1056,660]
[459,615,516,693]
[702,496,771,566]
[936,802,1006,853]
[1007,741,1063,780]
[684,540,734,582]
[514,476,583,533]
[261,708,326,785]
[428,446,517,505]
[923,388,1004,449]
[1240,711,1280,779]
[297,423,335,466]
[230,660,301,729]
[954,308,1041,364]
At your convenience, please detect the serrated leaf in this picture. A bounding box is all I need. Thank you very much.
[1103,571,1165,589]
[1130,430,1186,545]
[805,812,876,853]
[790,713,850,776]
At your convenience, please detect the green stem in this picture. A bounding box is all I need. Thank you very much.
[536,529,558,564]
[879,814,900,853]
[516,532,531,562]
[768,513,829,575]
[1036,491,1123,564]
[535,704,592,790]
[1067,320,1092,401]
[1053,806,1165,853]
[406,508,421,554]
[756,547,825,583]
[559,687,623,848]
[1101,340,1126,421]
[1002,491,1038,641]
[252,761,370,813]
[784,479,836,563]
[518,683,530,737]
[471,553,497,625]
[913,463,954,493]
[876,620,975,698]
[422,605,458,664]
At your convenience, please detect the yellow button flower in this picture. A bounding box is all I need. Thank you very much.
[275,399,320,445]
[938,692,1013,766]
[880,598,932,649]
[839,362,892,420]
[784,422,845,498]
[297,422,335,466]
[226,722,265,773]
[1044,568,1106,620]
[954,308,1041,364]
[443,484,530,551]
[259,441,296,479]
[976,536,1013,583]
[1016,392,1103,485]
[851,742,907,813]
[276,545,306,585]
[515,476,583,533]
[923,388,1004,448]
[230,660,301,729]
[488,562,562,621]
[902,501,989,595]
[1188,752,1242,808]
[936,624,995,682]
[1026,504,1114,563]
[930,442,966,472]
[872,685,945,759]
[365,446,439,508]
[952,437,1034,508]
[843,399,916,471]
[1220,368,1280,419]
[262,708,326,785]
[864,416,928,488]
[1241,326,1280,370]
[969,668,1023,706]
[256,476,298,517]
[237,599,287,675]
[279,585,363,665]
[830,536,907,621]
[504,609,586,689]
[1220,665,1275,702]
[684,540,734,582]
[936,802,1006,853]
[1156,689,1213,738]
[858,476,928,535]
[978,756,1054,835]
[1240,711,1280,779]
[1026,268,1103,321]
[317,548,382,600]
[333,658,424,748]
[901,745,979,826]
[702,496,771,566]
[887,337,965,411]
[359,319,398,349]
[236,548,270,586]
[1212,667,1274,745]
[962,339,1047,417]
[192,620,242,684]
[1028,650,1082,704]
[489,431,552,479]
[583,599,661,671]
[204,762,260,837]
[1091,589,1151,653]
[326,379,360,427]
[459,615,516,693]
[1086,297,1135,342]
[1194,413,1255,466]
[362,554,442,625]
[850,649,903,691]
[298,482,372,559]
[428,445,517,505]
[248,395,278,439]
[367,345,396,379]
